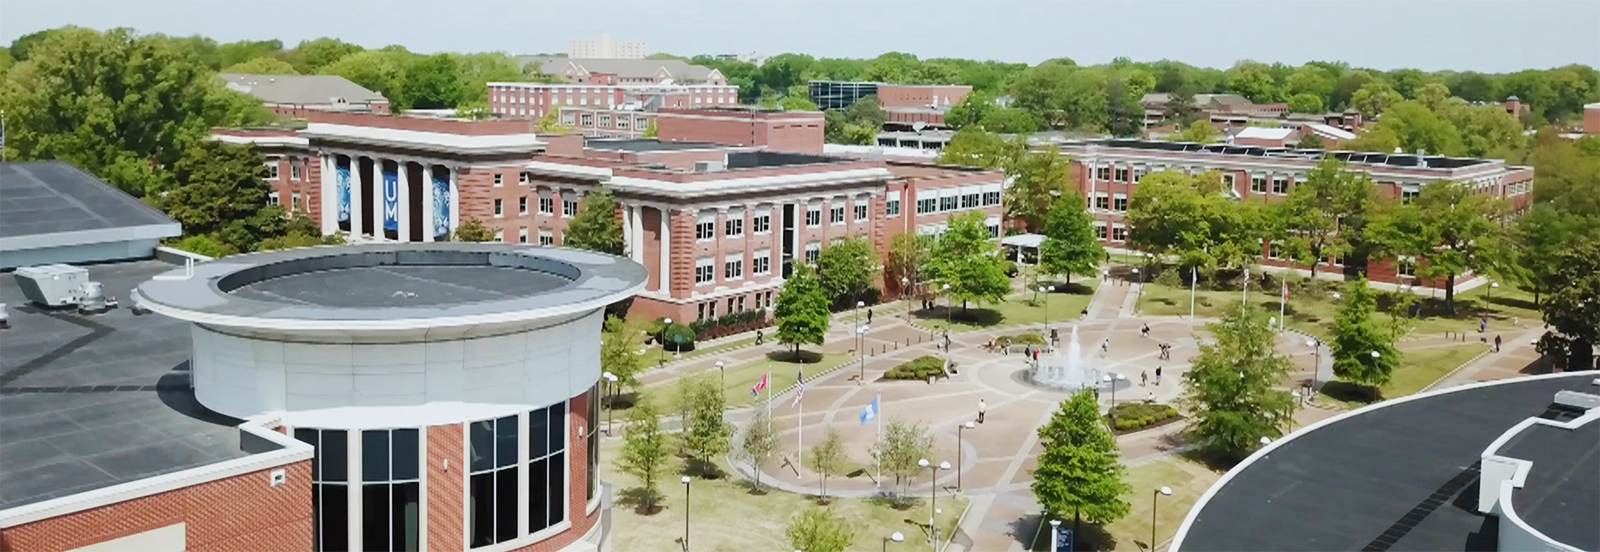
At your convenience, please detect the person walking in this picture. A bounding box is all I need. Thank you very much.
[756,329,764,345]
[1155,366,1163,386]
[867,308,873,324]
[1494,334,1502,352]
[1101,338,1110,356]
[977,398,987,424]
[1480,316,1488,334]
[1140,323,1151,338]
[1141,370,1149,386]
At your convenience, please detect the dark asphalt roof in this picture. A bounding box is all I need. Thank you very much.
[0,260,247,510]
[584,137,724,152]
[0,161,177,239]
[231,264,571,308]
[1177,373,1598,552]
[1500,417,1599,551]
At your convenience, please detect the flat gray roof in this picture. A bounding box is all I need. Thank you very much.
[1177,373,1598,552]
[584,137,724,152]
[135,244,648,331]
[0,161,181,253]
[1500,415,1598,551]
[0,260,248,510]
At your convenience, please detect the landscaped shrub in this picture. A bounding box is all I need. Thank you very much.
[1154,267,1182,289]
[884,356,947,380]
[1107,402,1180,432]
[689,309,771,341]
[661,322,696,352]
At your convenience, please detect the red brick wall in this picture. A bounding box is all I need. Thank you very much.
[655,112,825,154]
[669,210,696,299]
[426,423,465,551]
[0,462,313,552]
[876,85,973,108]
[1586,105,1600,135]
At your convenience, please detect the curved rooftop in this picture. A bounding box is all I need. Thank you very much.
[1172,372,1600,552]
[133,243,647,332]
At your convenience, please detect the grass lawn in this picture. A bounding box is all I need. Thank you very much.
[641,335,759,367]
[1318,343,1489,408]
[913,279,1099,333]
[601,439,968,552]
[1028,454,1222,551]
[1137,277,1542,340]
[720,350,852,407]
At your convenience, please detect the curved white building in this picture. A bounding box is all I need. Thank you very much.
[132,243,646,552]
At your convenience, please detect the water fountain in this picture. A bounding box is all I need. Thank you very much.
[1028,325,1127,392]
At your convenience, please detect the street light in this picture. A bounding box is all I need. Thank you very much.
[660,318,673,366]
[1489,281,1499,300]
[918,458,951,551]
[901,276,913,323]
[1040,285,1055,332]
[1151,486,1173,551]
[715,360,726,389]
[856,299,866,338]
[602,371,619,435]
[958,420,976,492]
[681,475,693,551]
[884,531,905,552]
[1049,519,1063,552]
[858,325,870,383]
[941,283,953,330]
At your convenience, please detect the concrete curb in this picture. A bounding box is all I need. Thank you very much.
[1419,344,1495,393]
[941,499,974,552]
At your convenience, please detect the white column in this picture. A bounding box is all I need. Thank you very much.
[320,154,335,235]
[658,207,671,294]
[422,163,436,242]
[350,155,365,241]
[449,166,460,236]
[397,159,411,243]
[630,204,644,264]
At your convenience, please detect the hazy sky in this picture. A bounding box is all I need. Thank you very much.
[4,0,1598,72]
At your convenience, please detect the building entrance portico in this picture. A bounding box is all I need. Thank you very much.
[322,153,458,243]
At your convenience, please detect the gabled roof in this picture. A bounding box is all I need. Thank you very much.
[220,73,386,106]
[521,57,717,81]
[1234,127,1296,140]
[1304,123,1357,140]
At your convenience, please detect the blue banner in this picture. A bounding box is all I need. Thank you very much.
[432,172,450,238]
[382,168,399,231]
[336,163,351,222]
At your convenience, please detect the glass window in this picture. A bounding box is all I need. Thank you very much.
[753,251,771,275]
[886,198,901,216]
[470,416,519,548]
[982,191,1001,206]
[1113,194,1128,212]
[586,385,599,502]
[362,429,420,552]
[1114,167,1128,182]
[830,206,845,225]
[494,199,504,217]
[916,198,937,214]
[539,196,554,215]
[962,193,979,209]
[752,214,770,233]
[1095,223,1108,240]
[1251,176,1267,193]
[1112,225,1127,241]
[939,196,957,211]
[806,208,821,227]
[725,257,743,280]
[725,217,743,238]
[804,242,820,264]
[294,428,350,552]
[1096,166,1112,181]
[1272,176,1288,194]
[1094,194,1109,211]
[696,257,714,283]
[562,197,578,217]
[265,160,281,180]
[519,197,529,215]
[494,174,504,187]
[529,402,568,533]
[696,220,715,240]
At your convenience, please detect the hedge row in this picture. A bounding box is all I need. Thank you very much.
[686,309,771,341]
[1107,402,1180,432]
[884,356,947,380]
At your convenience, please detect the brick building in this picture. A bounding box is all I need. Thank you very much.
[222,73,389,118]
[1586,102,1600,135]
[1059,139,1534,287]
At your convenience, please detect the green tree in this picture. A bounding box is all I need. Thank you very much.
[168,234,236,258]
[1005,146,1075,231]
[453,99,490,120]
[885,232,933,300]
[0,27,270,195]
[641,117,658,138]
[779,94,819,111]
[223,56,298,75]
[814,236,880,306]
[1038,194,1105,281]
[935,128,1024,169]
[601,315,645,388]
[1369,101,1462,156]
[538,103,572,132]
[1180,303,1298,461]
[946,91,996,130]
[1276,158,1377,280]
[676,373,732,476]
[785,507,855,552]
[871,418,933,505]
[287,37,364,73]
[774,264,831,356]
[980,107,1041,134]
[1127,170,1265,275]
[842,95,887,129]
[1168,120,1220,143]
[1415,81,1454,111]
[1287,93,1325,114]
[451,217,495,242]
[737,408,781,491]
[1341,126,1401,153]
[1032,389,1131,536]
[1224,60,1283,103]
[318,49,408,111]
[1534,240,1600,372]
[804,428,849,502]
[157,141,286,253]
[1444,103,1525,159]
[218,39,284,68]
[8,28,63,61]
[563,187,625,255]
[1350,81,1402,118]
[1512,207,1600,305]
[1163,90,1199,126]
[1367,179,1508,313]
[402,53,464,109]
[1298,131,1325,149]
[925,212,1011,312]
[1331,277,1402,400]
[619,398,671,513]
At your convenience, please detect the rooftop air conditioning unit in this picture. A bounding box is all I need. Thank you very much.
[14,264,89,307]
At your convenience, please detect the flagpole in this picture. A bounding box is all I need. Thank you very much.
[1279,280,1287,332]
[1189,267,1197,320]
[797,400,803,455]
[1242,267,1249,305]
[765,370,772,436]
[875,393,882,489]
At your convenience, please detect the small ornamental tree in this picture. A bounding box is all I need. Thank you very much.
[785,507,855,552]
[814,236,880,307]
[1038,193,1105,282]
[1032,389,1131,539]
[738,408,781,491]
[805,428,849,502]
[870,418,933,506]
[1331,277,1401,401]
[600,316,644,388]
[563,187,625,255]
[774,264,831,357]
[926,212,1011,312]
[452,217,495,242]
[1180,303,1298,461]
[619,398,670,513]
[676,373,732,476]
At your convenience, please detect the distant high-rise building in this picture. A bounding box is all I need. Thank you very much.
[567,33,646,59]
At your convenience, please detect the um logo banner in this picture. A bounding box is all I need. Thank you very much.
[383,169,399,231]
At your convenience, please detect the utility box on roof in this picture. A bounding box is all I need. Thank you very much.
[13,264,89,307]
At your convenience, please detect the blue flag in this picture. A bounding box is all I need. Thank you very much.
[859,395,879,424]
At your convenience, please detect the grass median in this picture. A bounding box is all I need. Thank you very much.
[913,279,1100,333]
[1317,343,1490,408]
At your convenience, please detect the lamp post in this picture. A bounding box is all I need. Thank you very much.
[918,458,951,551]
[681,475,692,551]
[856,299,866,338]
[715,360,725,389]
[1151,486,1172,550]
[958,420,975,492]
[884,531,905,552]
[1489,281,1499,300]
[942,283,952,332]
[602,371,619,435]
[1049,519,1063,552]
[1102,373,1125,413]
[901,276,913,323]
[1306,339,1320,393]
[1369,350,1382,401]
[1040,285,1054,332]
[660,318,673,366]
[857,325,869,382]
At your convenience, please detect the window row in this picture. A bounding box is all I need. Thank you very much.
[694,291,775,322]
[912,190,1001,215]
[492,196,574,218]
[695,251,774,284]
[1249,175,1290,195]
[697,212,775,241]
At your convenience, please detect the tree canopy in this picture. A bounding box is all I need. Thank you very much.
[1032,389,1130,526]
[1331,277,1401,400]
[925,212,1011,311]
[1038,194,1105,281]
[1127,170,1265,275]
[1275,158,1377,279]
[155,141,288,253]
[814,236,880,307]
[562,187,625,256]
[773,264,831,355]
[1180,304,1298,461]
[1367,179,1509,312]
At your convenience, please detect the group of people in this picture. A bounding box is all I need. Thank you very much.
[1140,366,1163,386]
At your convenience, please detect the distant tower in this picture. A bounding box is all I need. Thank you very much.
[568,33,646,59]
